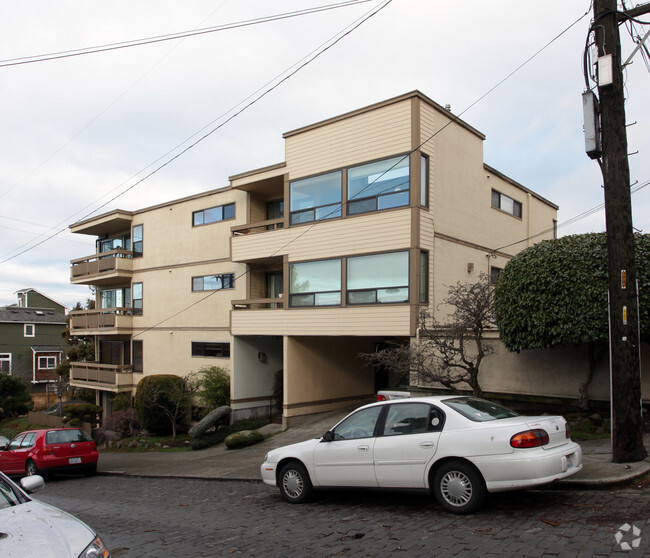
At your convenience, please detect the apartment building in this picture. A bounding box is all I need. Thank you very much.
[68,91,558,423]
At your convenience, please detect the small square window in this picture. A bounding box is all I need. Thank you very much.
[24,324,35,337]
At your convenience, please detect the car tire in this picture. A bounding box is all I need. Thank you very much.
[432,460,486,515]
[25,459,40,477]
[278,462,313,504]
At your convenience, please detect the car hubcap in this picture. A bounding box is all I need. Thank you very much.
[441,471,472,506]
[283,470,303,498]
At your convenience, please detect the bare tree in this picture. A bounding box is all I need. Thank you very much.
[365,274,495,397]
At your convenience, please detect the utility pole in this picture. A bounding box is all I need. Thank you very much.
[590,0,648,462]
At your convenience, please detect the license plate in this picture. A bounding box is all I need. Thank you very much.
[69,457,82,464]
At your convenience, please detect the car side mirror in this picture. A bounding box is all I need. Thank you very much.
[321,430,334,443]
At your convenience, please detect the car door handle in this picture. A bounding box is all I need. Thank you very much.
[357,445,370,452]
[420,442,435,448]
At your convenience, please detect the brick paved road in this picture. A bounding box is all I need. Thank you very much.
[35,476,649,557]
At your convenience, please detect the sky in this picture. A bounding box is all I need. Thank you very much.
[1,0,649,309]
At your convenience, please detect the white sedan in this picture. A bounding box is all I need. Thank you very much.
[0,472,111,557]
[261,396,583,514]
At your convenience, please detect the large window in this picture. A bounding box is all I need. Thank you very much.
[100,287,130,309]
[99,235,130,253]
[347,251,409,304]
[192,274,234,292]
[289,259,341,307]
[192,342,231,358]
[289,171,342,225]
[132,225,143,257]
[193,203,235,226]
[347,155,410,215]
[491,190,522,218]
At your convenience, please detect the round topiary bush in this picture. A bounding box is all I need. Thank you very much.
[224,429,264,450]
[134,375,187,436]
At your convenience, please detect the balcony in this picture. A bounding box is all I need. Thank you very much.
[69,308,133,335]
[70,250,133,286]
[70,362,139,392]
[232,297,284,310]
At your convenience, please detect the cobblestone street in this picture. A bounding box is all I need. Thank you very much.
[35,476,649,557]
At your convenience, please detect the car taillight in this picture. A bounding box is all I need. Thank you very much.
[376,395,387,401]
[510,429,549,448]
[565,422,571,439]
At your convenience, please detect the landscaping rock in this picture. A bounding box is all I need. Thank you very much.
[189,406,231,438]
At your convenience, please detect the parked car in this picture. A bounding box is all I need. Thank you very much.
[375,374,411,401]
[261,396,583,514]
[0,471,111,557]
[0,428,99,478]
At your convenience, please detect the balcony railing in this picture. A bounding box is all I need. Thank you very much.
[70,362,137,392]
[69,307,133,333]
[232,297,284,310]
[231,218,284,236]
[70,249,133,285]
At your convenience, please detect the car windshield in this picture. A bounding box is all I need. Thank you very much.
[443,397,519,422]
[0,476,24,510]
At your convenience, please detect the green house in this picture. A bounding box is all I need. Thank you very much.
[0,289,68,390]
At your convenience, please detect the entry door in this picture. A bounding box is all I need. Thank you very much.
[312,406,382,487]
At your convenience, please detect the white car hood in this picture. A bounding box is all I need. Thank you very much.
[0,500,94,558]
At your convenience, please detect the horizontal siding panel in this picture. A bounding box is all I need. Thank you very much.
[231,306,414,336]
[286,102,412,178]
[231,210,413,262]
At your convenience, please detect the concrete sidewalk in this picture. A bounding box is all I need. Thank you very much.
[97,409,650,488]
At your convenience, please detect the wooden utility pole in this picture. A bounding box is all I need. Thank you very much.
[592,0,647,462]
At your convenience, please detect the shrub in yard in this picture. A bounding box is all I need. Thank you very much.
[190,417,270,451]
[61,403,102,426]
[188,406,231,438]
[0,374,33,419]
[134,375,188,436]
[188,366,230,418]
[224,430,265,449]
[112,392,133,412]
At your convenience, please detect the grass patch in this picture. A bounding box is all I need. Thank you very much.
[566,414,611,441]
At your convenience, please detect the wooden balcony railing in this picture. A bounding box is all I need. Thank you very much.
[70,362,136,391]
[69,307,133,332]
[232,297,284,310]
[70,250,133,283]
[231,218,284,236]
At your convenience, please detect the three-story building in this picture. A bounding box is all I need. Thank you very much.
[69,91,557,424]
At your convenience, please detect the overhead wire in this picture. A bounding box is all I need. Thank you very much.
[0,0,392,266]
[0,1,376,68]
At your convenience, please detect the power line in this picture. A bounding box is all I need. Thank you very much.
[0,0,392,266]
[0,1,375,68]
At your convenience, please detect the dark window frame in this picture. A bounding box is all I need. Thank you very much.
[192,273,235,292]
[192,341,231,358]
[193,203,236,227]
[491,189,522,219]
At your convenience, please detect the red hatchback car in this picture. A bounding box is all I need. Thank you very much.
[0,428,98,478]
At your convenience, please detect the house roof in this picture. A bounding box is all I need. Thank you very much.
[0,306,66,324]
[30,346,65,353]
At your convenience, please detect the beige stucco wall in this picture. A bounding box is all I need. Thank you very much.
[283,336,377,419]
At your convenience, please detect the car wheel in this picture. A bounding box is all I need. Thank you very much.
[278,462,313,504]
[432,460,486,514]
[25,459,40,477]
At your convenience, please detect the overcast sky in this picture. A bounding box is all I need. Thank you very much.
[1,0,649,309]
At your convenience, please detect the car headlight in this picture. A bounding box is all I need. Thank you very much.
[79,535,111,558]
